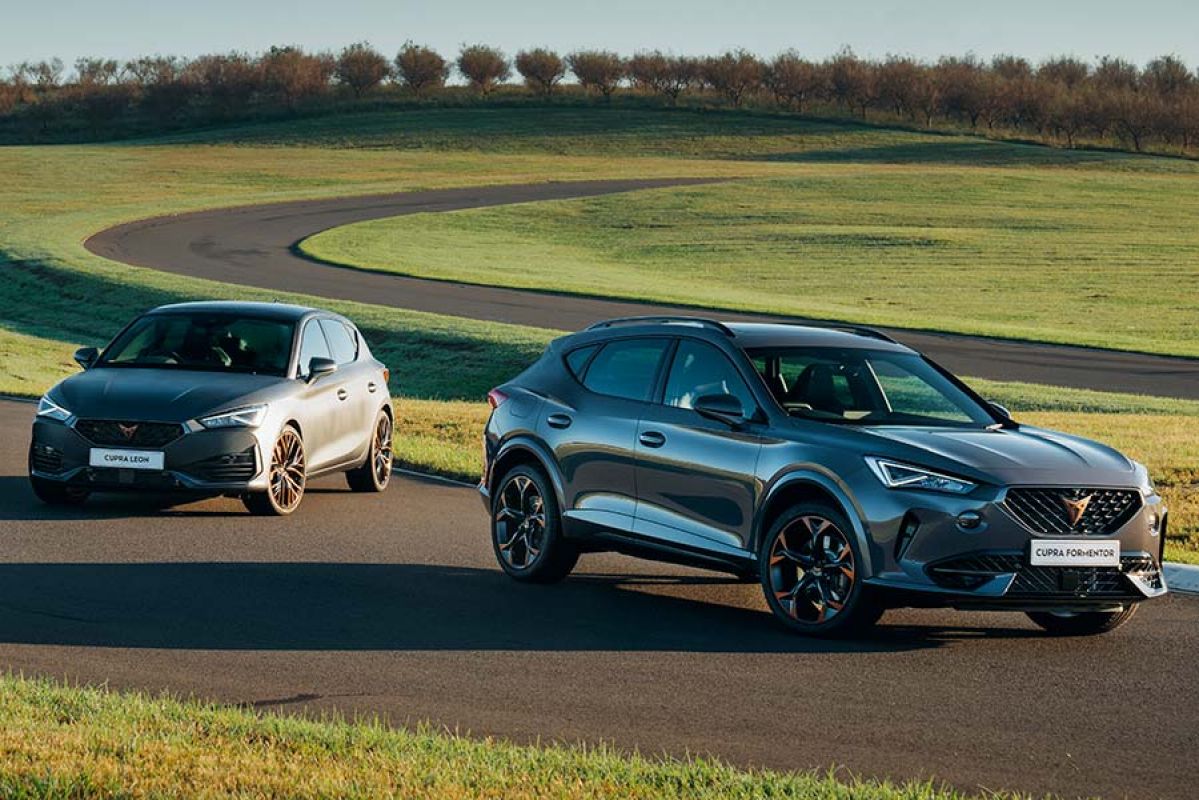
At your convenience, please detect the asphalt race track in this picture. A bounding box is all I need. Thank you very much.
[2,399,1196,799]
[84,179,1199,399]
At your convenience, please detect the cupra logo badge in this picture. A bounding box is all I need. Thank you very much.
[117,423,140,441]
[1061,495,1092,527]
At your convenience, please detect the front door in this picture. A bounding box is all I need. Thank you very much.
[633,338,764,556]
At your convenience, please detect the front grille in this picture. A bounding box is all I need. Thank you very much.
[928,552,1156,599]
[74,419,184,449]
[185,447,258,482]
[1003,487,1141,536]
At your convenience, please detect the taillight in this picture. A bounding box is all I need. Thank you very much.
[487,389,509,409]
[382,367,390,384]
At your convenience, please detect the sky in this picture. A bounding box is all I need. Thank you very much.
[3,0,1197,69]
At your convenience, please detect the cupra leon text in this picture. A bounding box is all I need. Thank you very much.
[29,301,393,515]
[480,317,1168,637]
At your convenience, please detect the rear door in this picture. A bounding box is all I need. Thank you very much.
[633,338,764,555]
[541,337,671,537]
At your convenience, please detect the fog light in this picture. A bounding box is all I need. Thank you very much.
[956,511,983,530]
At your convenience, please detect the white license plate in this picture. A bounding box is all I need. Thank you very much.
[89,448,165,471]
[1030,540,1120,567]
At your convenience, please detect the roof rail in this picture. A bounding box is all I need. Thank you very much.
[585,316,735,337]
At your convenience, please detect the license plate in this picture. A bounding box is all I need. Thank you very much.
[1030,540,1120,567]
[89,448,164,471]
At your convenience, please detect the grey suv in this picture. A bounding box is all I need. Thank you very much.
[480,317,1167,637]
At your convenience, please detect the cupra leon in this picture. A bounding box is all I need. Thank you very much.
[29,302,393,515]
[480,317,1168,637]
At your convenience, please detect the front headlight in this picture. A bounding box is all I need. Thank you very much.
[865,457,977,495]
[199,404,268,429]
[36,395,72,422]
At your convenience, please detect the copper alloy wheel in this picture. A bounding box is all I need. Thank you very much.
[372,414,393,486]
[269,428,306,512]
[494,474,545,570]
[768,514,856,624]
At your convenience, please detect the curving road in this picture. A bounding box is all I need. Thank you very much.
[84,179,1199,399]
[1,400,1196,799]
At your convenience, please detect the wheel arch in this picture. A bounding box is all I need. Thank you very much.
[754,471,875,577]
[490,436,567,511]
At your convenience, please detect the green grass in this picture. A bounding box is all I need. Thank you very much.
[302,171,1199,358]
[0,674,988,800]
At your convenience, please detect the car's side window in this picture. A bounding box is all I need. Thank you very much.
[296,320,332,378]
[582,338,669,402]
[319,319,358,365]
[565,344,599,379]
[664,340,756,412]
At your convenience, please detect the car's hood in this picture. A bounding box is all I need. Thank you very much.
[51,368,287,423]
[859,424,1139,487]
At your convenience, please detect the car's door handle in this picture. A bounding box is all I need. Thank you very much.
[337,388,348,401]
[639,430,666,448]
[546,413,572,429]
[367,382,378,393]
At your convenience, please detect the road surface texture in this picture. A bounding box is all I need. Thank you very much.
[85,179,1199,399]
[1,400,1195,799]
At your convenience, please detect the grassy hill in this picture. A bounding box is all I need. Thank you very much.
[0,106,1195,560]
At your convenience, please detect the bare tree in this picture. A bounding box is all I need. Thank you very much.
[124,55,191,124]
[74,57,120,86]
[334,42,390,98]
[1143,55,1192,97]
[827,48,874,116]
[763,50,822,112]
[456,44,510,96]
[515,48,566,96]
[991,54,1032,80]
[1093,57,1140,91]
[875,55,922,117]
[628,51,696,105]
[261,46,333,108]
[395,43,449,96]
[935,56,990,128]
[567,50,626,99]
[1037,56,1090,88]
[187,53,262,119]
[701,49,763,107]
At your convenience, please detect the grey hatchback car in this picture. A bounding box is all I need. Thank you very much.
[480,317,1168,637]
[29,301,393,515]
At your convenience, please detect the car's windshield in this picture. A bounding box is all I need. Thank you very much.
[100,313,294,376]
[747,347,996,428]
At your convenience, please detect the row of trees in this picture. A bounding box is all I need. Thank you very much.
[3,43,1198,154]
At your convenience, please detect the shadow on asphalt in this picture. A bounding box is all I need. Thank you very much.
[0,561,1040,654]
[0,476,361,520]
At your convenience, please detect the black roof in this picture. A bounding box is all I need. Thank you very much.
[576,316,912,353]
[148,301,321,322]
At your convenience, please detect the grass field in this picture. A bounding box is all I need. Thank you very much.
[1,106,1196,561]
[0,674,997,800]
[302,171,1199,358]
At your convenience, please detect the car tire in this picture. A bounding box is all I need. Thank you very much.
[491,464,578,583]
[243,424,306,516]
[29,474,89,507]
[759,503,882,637]
[346,409,392,493]
[1026,605,1139,636]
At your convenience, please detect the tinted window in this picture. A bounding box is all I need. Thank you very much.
[582,339,669,402]
[565,344,599,378]
[297,320,332,377]
[748,347,994,427]
[319,319,358,365]
[101,313,294,376]
[664,340,755,412]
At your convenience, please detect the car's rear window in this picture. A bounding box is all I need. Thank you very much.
[564,344,599,378]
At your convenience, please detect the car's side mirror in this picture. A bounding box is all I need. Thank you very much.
[306,356,338,383]
[74,346,99,370]
[988,400,1013,420]
[693,393,746,427]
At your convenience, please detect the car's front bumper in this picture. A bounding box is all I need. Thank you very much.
[29,417,269,493]
[857,481,1168,611]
